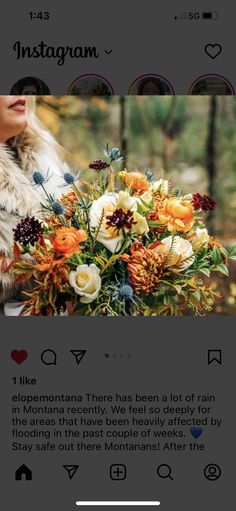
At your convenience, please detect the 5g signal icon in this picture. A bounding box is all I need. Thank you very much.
[174,11,218,21]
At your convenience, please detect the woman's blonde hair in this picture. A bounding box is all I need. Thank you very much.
[8,96,66,171]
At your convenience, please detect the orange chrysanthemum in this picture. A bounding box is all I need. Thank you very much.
[60,191,78,218]
[158,197,194,233]
[53,227,87,258]
[34,252,69,281]
[121,242,166,294]
[45,215,62,228]
[119,171,150,193]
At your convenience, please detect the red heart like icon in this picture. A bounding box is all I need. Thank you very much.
[11,350,28,364]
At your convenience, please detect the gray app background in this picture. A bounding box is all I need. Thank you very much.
[0,317,234,510]
[0,1,235,509]
[0,0,235,94]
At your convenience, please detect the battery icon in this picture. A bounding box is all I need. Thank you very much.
[202,11,218,19]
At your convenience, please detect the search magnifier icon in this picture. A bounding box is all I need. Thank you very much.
[157,464,173,480]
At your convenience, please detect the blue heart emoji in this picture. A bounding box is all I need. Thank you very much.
[190,427,203,439]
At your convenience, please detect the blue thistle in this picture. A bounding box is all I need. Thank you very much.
[108,147,123,162]
[174,188,181,197]
[32,171,45,186]
[145,168,154,182]
[64,172,75,185]
[51,201,65,216]
[104,145,123,163]
[118,284,134,301]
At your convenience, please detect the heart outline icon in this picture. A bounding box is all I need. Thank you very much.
[11,349,28,364]
[205,44,222,59]
[190,427,203,439]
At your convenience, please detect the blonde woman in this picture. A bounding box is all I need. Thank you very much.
[0,96,69,314]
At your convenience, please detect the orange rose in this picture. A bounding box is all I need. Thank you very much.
[119,171,150,193]
[158,197,194,232]
[53,227,87,258]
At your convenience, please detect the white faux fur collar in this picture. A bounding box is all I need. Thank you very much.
[0,144,41,216]
[0,144,67,217]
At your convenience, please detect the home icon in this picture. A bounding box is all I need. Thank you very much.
[15,464,32,481]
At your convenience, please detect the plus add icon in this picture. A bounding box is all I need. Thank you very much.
[110,464,127,481]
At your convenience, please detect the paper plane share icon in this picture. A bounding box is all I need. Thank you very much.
[70,350,87,365]
[63,465,79,480]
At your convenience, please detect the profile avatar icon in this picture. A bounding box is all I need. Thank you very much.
[128,74,174,95]
[189,74,234,95]
[204,463,221,481]
[68,74,114,96]
[10,76,51,95]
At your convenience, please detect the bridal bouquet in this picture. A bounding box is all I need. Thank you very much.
[9,147,236,316]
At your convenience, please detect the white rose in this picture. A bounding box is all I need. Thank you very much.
[90,192,122,253]
[133,212,149,235]
[188,228,210,251]
[116,191,137,211]
[153,235,194,270]
[69,264,101,303]
[152,178,169,195]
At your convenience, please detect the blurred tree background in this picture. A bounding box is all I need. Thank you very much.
[37,96,236,314]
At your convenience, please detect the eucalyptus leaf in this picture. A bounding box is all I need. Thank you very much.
[212,246,222,265]
[215,264,229,276]
[227,245,236,257]
[200,268,211,277]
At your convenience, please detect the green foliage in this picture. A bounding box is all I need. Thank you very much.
[227,245,236,260]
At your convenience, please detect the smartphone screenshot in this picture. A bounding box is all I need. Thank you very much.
[0,2,235,510]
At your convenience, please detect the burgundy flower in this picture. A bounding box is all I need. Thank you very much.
[13,217,43,246]
[192,193,216,212]
[106,209,136,232]
[89,159,109,170]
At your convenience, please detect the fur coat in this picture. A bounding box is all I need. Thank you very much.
[0,143,67,304]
